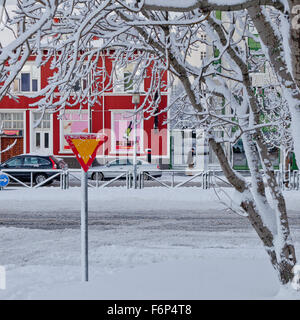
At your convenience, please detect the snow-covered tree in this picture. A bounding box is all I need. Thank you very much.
[139,0,300,182]
[113,8,298,286]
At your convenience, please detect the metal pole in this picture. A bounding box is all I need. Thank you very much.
[171,171,174,188]
[81,169,88,282]
[67,171,70,189]
[133,103,137,189]
[60,171,63,189]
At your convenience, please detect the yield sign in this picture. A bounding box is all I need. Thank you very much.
[65,133,107,172]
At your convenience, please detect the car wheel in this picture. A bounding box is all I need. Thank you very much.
[34,173,48,185]
[92,172,104,181]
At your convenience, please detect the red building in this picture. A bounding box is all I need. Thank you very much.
[0,53,169,167]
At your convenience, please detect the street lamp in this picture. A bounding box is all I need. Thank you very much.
[132,92,140,189]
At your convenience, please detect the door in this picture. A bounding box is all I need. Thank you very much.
[34,131,50,154]
[106,159,128,178]
[23,156,40,181]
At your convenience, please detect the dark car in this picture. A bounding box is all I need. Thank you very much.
[0,154,67,185]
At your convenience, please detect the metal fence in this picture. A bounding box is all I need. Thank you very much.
[0,168,133,189]
[67,169,132,189]
[0,168,299,190]
[138,170,213,189]
[1,168,63,189]
[274,170,300,191]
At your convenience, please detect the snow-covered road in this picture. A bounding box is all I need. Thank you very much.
[1,187,300,299]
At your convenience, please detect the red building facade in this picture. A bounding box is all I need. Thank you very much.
[0,53,169,166]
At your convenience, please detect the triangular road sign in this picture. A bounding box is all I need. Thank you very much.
[65,134,108,172]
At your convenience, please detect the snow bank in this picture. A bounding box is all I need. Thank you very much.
[29,257,280,300]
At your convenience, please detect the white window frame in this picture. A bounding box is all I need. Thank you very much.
[200,33,207,41]
[30,111,53,154]
[0,109,26,154]
[110,109,144,154]
[13,62,40,94]
[59,110,89,153]
[113,62,145,93]
[0,111,25,131]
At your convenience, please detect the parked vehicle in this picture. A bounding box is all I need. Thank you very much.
[89,159,162,181]
[0,154,67,185]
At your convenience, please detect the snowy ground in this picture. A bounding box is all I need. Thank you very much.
[0,187,300,299]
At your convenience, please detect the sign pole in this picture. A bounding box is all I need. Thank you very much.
[65,133,107,282]
[81,168,88,282]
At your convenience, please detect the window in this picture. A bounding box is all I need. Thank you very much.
[72,78,88,93]
[248,36,261,51]
[38,158,51,165]
[200,51,206,60]
[61,111,88,151]
[215,10,222,20]
[249,56,265,73]
[0,112,24,134]
[13,63,39,93]
[36,132,40,148]
[114,62,144,93]
[21,73,30,91]
[44,132,49,149]
[5,157,23,167]
[112,111,143,153]
[232,139,279,170]
[200,34,207,41]
[110,159,128,166]
[213,47,221,73]
[24,157,39,165]
[33,112,51,129]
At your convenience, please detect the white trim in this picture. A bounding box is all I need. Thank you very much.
[0,109,26,131]
[23,110,26,153]
[112,61,145,94]
[59,109,88,154]
[30,110,53,154]
[13,61,41,95]
[0,109,26,155]
[110,109,144,154]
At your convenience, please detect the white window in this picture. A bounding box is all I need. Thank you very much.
[114,62,144,93]
[13,63,40,93]
[0,112,24,130]
[33,112,51,129]
[200,34,207,41]
[60,110,88,152]
[72,75,89,93]
[111,110,143,153]
[200,51,206,60]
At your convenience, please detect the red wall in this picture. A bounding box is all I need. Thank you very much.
[0,53,169,158]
